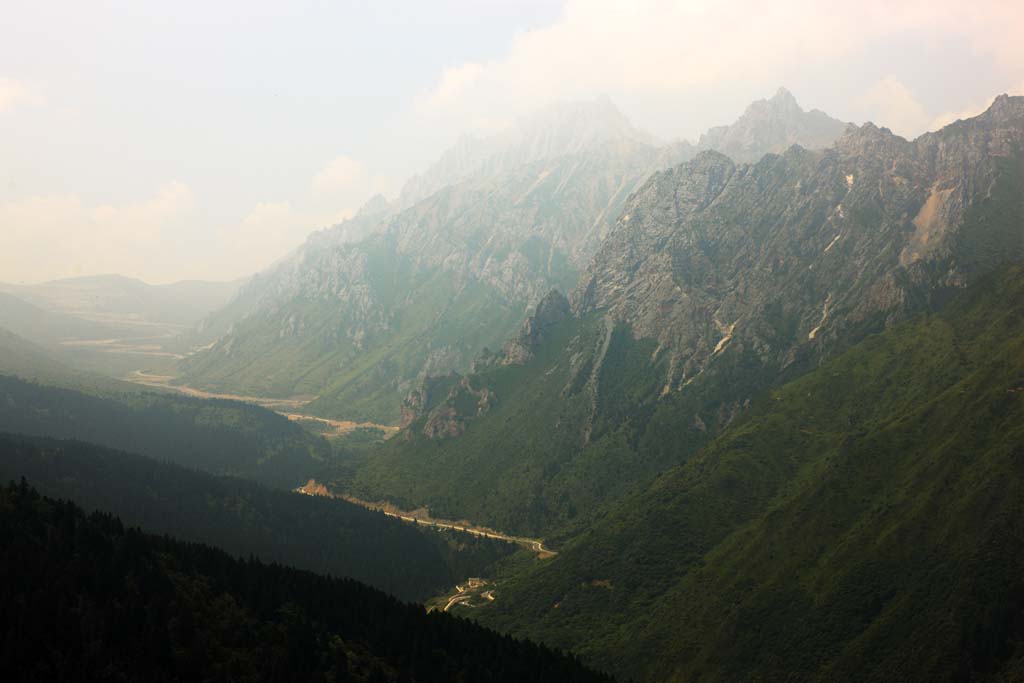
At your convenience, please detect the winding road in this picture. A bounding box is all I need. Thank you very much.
[297,481,557,558]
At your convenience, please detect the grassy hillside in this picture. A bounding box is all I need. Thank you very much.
[0,480,612,683]
[0,291,137,342]
[472,264,1024,681]
[0,374,332,489]
[0,327,176,403]
[0,291,182,380]
[0,433,512,602]
[182,271,532,423]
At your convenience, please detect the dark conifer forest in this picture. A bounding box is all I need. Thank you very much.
[0,481,613,683]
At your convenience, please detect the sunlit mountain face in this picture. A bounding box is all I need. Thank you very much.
[3,4,1024,682]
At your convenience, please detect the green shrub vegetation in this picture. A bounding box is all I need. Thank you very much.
[0,375,331,489]
[472,264,1024,681]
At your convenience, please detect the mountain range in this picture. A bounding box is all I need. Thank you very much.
[3,86,1023,683]
[179,89,851,423]
[0,274,240,328]
[346,93,1024,537]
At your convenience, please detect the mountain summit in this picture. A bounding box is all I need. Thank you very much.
[694,87,849,162]
[399,96,653,205]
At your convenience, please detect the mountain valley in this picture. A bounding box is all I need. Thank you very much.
[3,73,1023,683]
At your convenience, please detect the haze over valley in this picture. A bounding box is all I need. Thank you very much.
[2,2,1024,681]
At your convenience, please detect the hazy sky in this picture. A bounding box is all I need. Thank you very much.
[2,0,1022,284]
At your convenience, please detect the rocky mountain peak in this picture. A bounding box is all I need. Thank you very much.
[833,120,908,156]
[695,87,849,163]
[751,86,800,114]
[355,194,391,218]
[398,96,653,206]
[183,91,863,423]
[514,95,651,148]
[773,85,797,100]
[979,93,1024,125]
[570,96,1024,414]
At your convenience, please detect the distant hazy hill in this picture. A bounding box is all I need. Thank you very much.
[0,273,241,327]
[398,95,655,207]
[0,326,133,395]
[0,374,330,489]
[0,291,138,343]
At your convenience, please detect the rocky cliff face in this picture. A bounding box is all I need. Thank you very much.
[399,372,495,439]
[498,290,571,366]
[398,96,654,207]
[352,94,1024,543]
[575,94,1024,401]
[695,87,849,162]
[181,100,667,421]
[181,91,863,422]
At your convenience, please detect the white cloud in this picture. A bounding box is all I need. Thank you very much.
[930,99,997,131]
[0,182,195,283]
[312,156,369,196]
[414,62,485,116]
[0,170,382,283]
[310,155,394,205]
[0,78,41,114]
[863,75,1024,137]
[413,0,871,129]
[208,201,309,272]
[215,201,360,277]
[412,0,1024,138]
[330,207,355,224]
[858,76,931,138]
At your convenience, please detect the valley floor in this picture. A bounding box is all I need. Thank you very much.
[126,370,399,437]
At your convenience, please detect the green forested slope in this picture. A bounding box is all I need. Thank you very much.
[349,303,795,540]
[0,434,513,602]
[0,481,612,683]
[473,265,1024,681]
[0,327,134,393]
[184,273,530,423]
[0,375,331,489]
[0,291,137,343]
[347,310,697,537]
